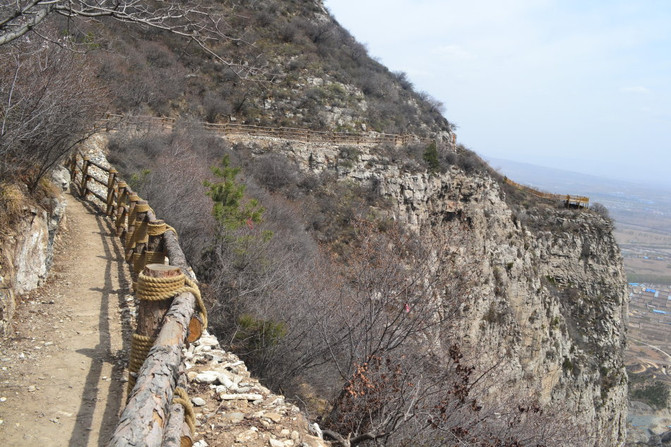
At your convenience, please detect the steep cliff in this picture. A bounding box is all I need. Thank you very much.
[230,136,629,446]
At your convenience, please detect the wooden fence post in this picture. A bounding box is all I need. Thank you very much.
[126,263,183,395]
[106,168,118,216]
[111,290,195,447]
[126,199,149,266]
[68,153,78,180]
[130,210,154,280]
[124,193,141,257]
[80,156,90,198]
[147,220,166,252]
[137,264,182,340]
[115,181,129,237]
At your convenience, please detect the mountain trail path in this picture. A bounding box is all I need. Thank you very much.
[0,192,132,446]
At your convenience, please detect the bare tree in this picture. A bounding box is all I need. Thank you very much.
[0,35,106,189]
[0,0,257,73]
[307,221,583,447]
[2,1,219,44]
[591,202,612,223]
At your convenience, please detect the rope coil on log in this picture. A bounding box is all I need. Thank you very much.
[124,193,141,244]
[131,252,168,290]
[136,273,186,300]
[114,184,130,235]
[128,333,155,392]
[147,221,177,237]
[127,272,209,392]
[135,272,208,329]
[125,201,151,253]
[172,387,197,435]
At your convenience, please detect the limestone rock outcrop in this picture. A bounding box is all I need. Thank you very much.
[240,137,628,446]
[0,173,68,337]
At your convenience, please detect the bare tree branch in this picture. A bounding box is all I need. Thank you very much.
[0,1,257,74]
[0,33,107,188]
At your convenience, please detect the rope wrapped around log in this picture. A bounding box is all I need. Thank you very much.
[172,387,197,435]
[125,201,152,259]
[131,251,167,290]
[114,182,129,235]
[127,333,155,392]
[127,270,207,395]
[135,273,207,328]
[126,193,141,226]
[147,220,177,238]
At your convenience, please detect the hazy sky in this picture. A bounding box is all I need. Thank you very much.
[323,0,671,187]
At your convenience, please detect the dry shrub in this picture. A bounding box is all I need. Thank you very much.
[0,183,26,228]
[0,31,107,191]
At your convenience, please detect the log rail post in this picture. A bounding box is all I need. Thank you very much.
[80,156,90,198]
[110,291,196,447]
[105,168,118,216]
[115,182,129,237]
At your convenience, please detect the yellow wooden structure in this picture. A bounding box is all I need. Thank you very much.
[504,178,589,208]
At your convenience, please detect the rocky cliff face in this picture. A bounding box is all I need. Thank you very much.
[0,170,68,337]
[236,137,628,446]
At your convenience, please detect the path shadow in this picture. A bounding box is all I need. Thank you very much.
[68,198,132,447]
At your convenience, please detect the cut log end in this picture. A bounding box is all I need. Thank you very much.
[144,264,182,277]
[187,314,204,343]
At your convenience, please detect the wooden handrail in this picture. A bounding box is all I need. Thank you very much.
[86,157,109,172]
[88,172,108,187]
[103,113,434,147]
[68,151,198,446]
[108,292,195,446]
[504,177,589,207]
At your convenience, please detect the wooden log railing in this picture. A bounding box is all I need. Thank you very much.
[102,113,435,147]
[69,151,201,447]
[504,177,590,208]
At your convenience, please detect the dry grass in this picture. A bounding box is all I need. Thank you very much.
[0,182,27,229]
[34,177,61,203]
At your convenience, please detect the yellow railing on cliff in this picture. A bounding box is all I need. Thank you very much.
[504,177,589,208]
[101,113,444,146]
[69,152,203,447]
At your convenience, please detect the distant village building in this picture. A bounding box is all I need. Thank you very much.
[629,284,671,345]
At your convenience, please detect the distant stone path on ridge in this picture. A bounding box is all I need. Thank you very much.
[0,192,131,446]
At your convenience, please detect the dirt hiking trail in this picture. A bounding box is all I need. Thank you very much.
[0,193,132,446]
